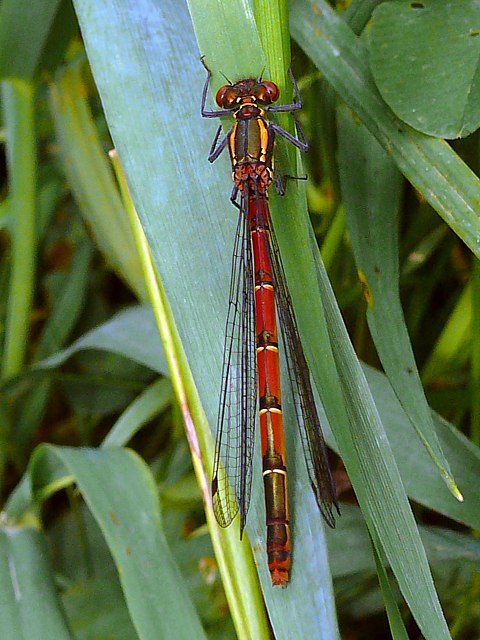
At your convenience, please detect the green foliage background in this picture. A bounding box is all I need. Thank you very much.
[0,0,479,638]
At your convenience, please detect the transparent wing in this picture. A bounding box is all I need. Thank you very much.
[212,198,257,532]
[266,211,339,527]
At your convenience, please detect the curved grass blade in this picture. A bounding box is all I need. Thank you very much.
[5,445,207,639]
[337,105,461,499]
[310,233,451,639]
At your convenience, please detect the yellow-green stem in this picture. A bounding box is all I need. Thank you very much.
[1,79,36,378]
[471,258,480,445]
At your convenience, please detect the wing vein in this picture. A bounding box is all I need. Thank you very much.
[212,198,257,531]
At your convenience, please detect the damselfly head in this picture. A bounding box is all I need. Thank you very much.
[215,79,279,109]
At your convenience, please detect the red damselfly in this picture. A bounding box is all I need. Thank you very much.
[202,65,339,586]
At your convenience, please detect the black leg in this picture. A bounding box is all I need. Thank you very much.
[273,169,307,196]
[270,122,308,152]
[200,58,233,118]
[230,185,240,208]
[208,126,230,163]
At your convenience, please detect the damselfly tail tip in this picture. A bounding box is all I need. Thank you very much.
[268,537,291,586]
[270,568,289,587]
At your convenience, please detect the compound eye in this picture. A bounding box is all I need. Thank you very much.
[255,81,279,104]
[215,85,237,108]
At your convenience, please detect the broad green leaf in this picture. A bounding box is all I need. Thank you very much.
[369,0,480,138]
[6,445,207,640]
[57,447,207,640]
[0,527,72,639]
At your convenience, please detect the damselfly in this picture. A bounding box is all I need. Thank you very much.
[202,65,339,586]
